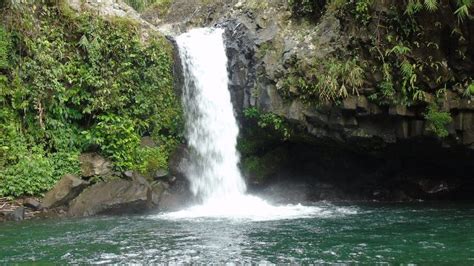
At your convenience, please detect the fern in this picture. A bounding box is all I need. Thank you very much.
[424,0,439,11]
[406,0,472,22]
[454,4,471,22]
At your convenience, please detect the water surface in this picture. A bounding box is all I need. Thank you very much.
[1,202,473,264]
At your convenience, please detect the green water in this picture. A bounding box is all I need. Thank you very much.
[1,202,473,264]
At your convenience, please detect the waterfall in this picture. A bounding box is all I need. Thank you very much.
[162,27,320,220]
[177,27,246,202]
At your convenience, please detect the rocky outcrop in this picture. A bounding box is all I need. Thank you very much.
[144,0,474,149]
[163,145,193,210]
[68,177,154,216]
[79,153,113,178]
[42,174,89,209]
[140,0,474,201]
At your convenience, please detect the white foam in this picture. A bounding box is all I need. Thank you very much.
[170,27,356,221]
[155,195,357,221]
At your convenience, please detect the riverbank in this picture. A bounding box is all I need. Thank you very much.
[0,197,68,222]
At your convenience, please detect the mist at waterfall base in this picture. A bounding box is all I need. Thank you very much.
[156,27,326,221]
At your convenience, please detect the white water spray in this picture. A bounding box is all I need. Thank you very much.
[177,28,246,201]
[158,28,352,221]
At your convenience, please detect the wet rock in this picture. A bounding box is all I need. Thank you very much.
[168,145,190,179]
[123,170,134,179]
[157,174,192,211]
[7,207,25,221]
[68,178,152,217]
[79,153,112,178]
[154,169,169,180]
[223,19,257,113]
[23,198,42,210]
[418,179,451,194]
[42,174,90,209]
[151,181,166,206]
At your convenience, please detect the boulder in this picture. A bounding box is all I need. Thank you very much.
[123,170,134,179]
[154,169,169,180]
[150,181,167,206]
[68,178,162,217]
[23,198,42,210]
[42,174,89,209]
[6,207,25,221]
[168,145,190,179]
[79,153,112,178]
[418,179,450,195]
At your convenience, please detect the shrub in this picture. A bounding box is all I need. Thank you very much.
[424,105,453,138]
[0,3,182,197]
[0,147,54,197]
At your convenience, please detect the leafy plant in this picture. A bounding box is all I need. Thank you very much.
[244,107,291,140]
[424,105,453,138]
[405,0,473,21]
[0,26,10,69]
[0,2,182,197]
[281,58,364,103]
[354,0,373,24]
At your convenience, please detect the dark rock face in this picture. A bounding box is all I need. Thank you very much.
[143,0,474,201]
[165,145,193,210]
[68,178,154,217]
[42,174,89,209]
[222,19,257,114]
[168,144,190,180]
[245,141,474,202]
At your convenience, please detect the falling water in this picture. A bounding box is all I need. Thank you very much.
[177,28,246,201]
[162,28,333,220]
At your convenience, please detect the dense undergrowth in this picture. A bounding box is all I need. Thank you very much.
[0,1,182,197]
[282,0,473,137]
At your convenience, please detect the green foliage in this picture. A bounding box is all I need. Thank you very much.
[0,148,54,197]
[424,105,453,138]
[0,3,182,197]
[405,0,473,21]
[0,26,10,69]
[281,58,364,103]
[137,144,171,177]
[466,82,474,97]
[123,0,166,12]
[89,115,141,171]
[354,0,373,24]
[244,108,291,140]
[406,0,439,14]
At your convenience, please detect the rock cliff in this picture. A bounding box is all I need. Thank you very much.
[143,0,474,201]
